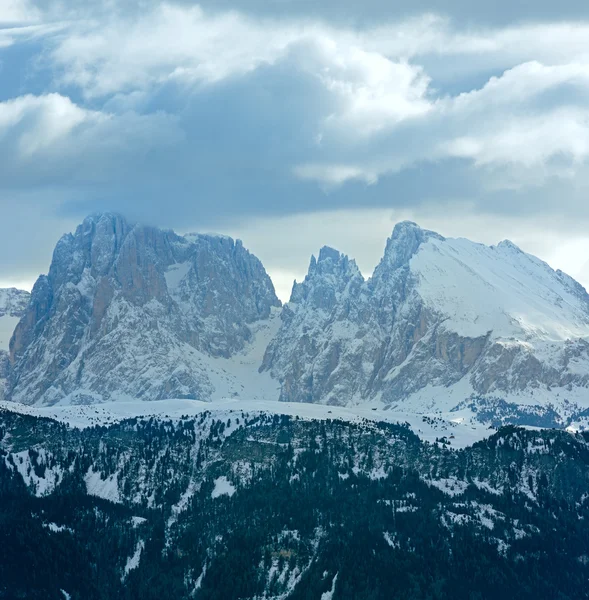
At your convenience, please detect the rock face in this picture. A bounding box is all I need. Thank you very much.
[262,221,589,424]
[0,288,30,399]
[8,213,280,406]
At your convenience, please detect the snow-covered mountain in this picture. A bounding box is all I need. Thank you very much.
[8,213,280,406]
[7,214,589,428]
[263,221,589,427]
[0,288,30,400]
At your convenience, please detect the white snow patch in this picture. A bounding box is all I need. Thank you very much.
[84,467,121,504]
[44,522,73,534]
[11,448,62,497]
[211,476,235,499]
[122,540,144,581]
[383,532,400,549]
[0,315,19,351]
[424,476,469,497]
[164,262,192,291]
[321,573,338,600]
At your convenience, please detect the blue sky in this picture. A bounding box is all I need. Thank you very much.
[2,0,589,301]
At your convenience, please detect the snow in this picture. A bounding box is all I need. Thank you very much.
[164,262,192,291]
[10,448,63,496]
[122,540,144,580]
[131,516,147,528]
[424,477,469,497]
[411,236,589,342]
[61,590,71,600]
[167,480,199,532]
[191,563,207,594]
[0,315,19,351]
[0,395,499,448]
[211,476,236,499]
[84,467,121,504]
[321,573,338,600]
[44,522,73,533]
[383,532,400,549]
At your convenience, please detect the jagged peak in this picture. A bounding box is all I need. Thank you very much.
[496,239,524,254]
[317,246,342,263]
[375,221,444,274]
[290,247,362,305]
[306,247,361,278]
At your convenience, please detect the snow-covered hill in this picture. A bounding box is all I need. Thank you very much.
[263,221,589,427]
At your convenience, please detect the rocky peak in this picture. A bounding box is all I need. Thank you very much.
[290,247,362,311]
[8,213,280,405]
[375,221,444,274]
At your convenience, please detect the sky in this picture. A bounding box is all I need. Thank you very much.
[1,0,589,302]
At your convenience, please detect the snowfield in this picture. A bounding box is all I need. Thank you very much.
[0,396,495,448]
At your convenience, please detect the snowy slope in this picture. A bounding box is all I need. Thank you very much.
[0,396,490,448]
[411,236,589,341]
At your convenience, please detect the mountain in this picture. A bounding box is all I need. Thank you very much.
[8,214,589,430]
[8,213,280,406]
[263,221,589,427]
[0,288,30,400]
[2,405,589,599]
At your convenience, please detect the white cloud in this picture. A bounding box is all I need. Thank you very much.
[295,58,589,186]
[49,4,299,97]
[0,93,104,156]
[0,93,183,187]
[0,0,40,24]
[21,4,589,185]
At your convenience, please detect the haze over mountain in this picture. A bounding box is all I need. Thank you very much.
[3,213,589,432]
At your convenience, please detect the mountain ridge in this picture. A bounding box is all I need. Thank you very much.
[4,213,589,432]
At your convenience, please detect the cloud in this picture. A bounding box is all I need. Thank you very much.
[0,0,40,24]
[2,0,589,292]
[294,59,589,189]
[0,93,183,187]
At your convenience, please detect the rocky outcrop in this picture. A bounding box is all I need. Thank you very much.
[8,213,280,406]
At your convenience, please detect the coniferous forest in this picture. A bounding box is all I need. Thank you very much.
[1,409,589,599]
